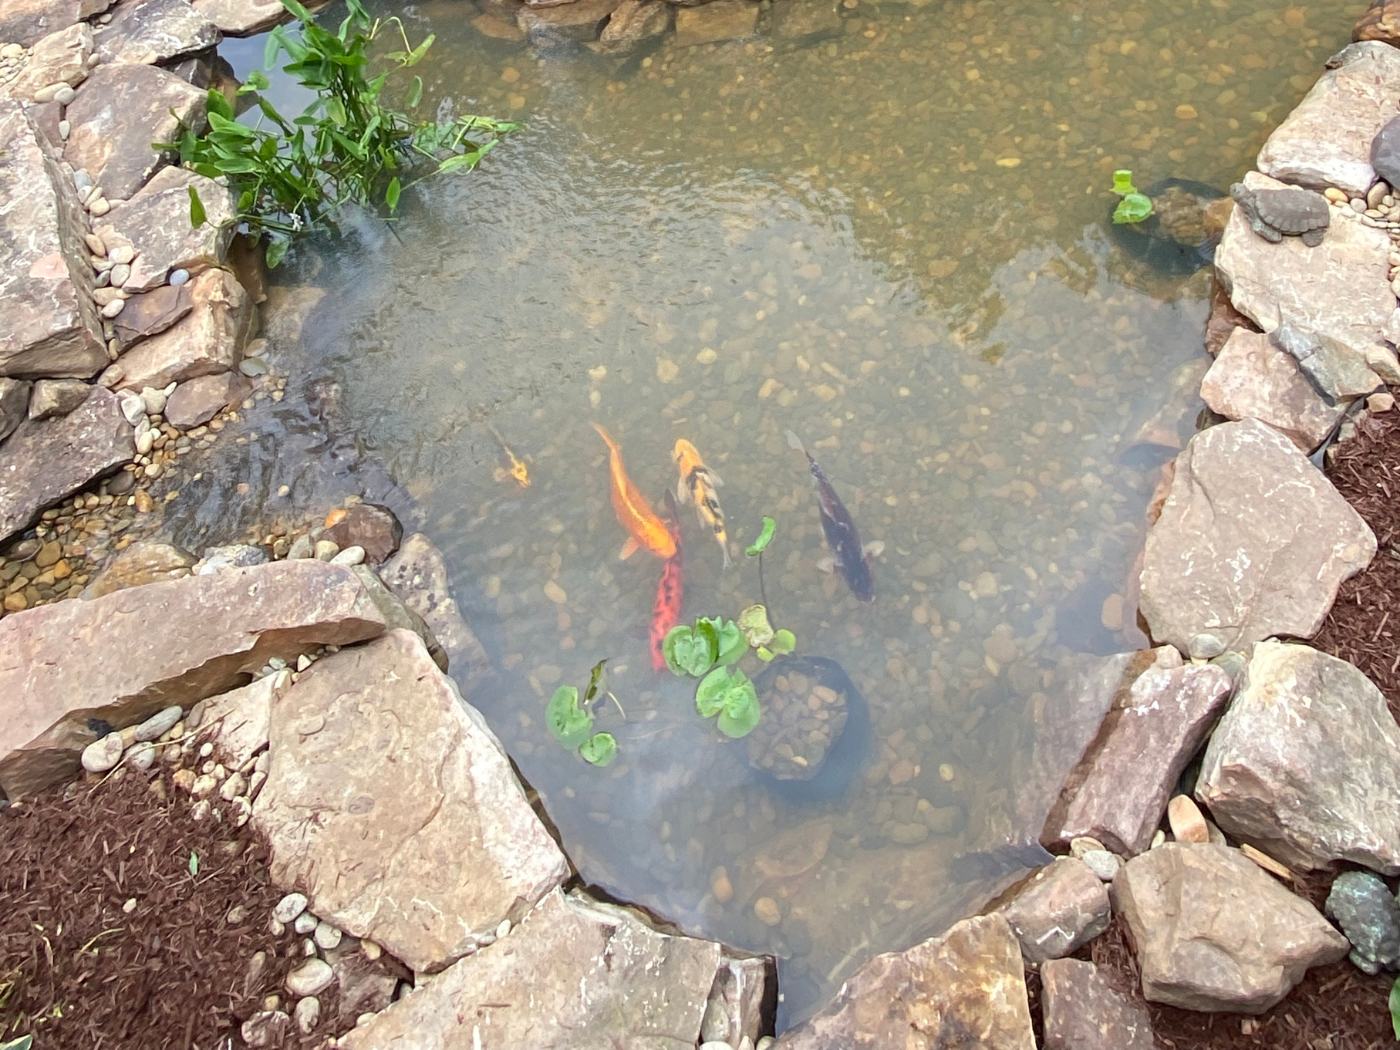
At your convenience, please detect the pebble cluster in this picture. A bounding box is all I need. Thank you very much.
[746,667,848,781]
[0,40,27,89]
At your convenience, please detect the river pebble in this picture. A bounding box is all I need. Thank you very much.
[285,958,334,997]
[273,892,309,924]
[80,732,125,773]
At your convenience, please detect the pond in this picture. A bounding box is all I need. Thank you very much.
[203,0,1352,1027]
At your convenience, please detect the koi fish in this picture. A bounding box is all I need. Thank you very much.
[487,422,530,488]
[592,423,677,560]
[787,430,882,602]
[672,438,730,569]
[650,493,684,671]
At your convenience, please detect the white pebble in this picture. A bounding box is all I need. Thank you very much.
[80,732,125,773]
[293,912,317,935]
[99,297,124,318]
[168,268,190,286]
[109,244,135,265]
[119,392,145,425]
[110,262,130,287]
[273,892,309,924]
[88,197,110,217]
[330,545,364,567]
[285,958,334,997]
[140,385,168,415]
[128,742,156,772]
[122,897,138,913]
[293,995,321,1034]
[135,429,154,455]
[53,83,76,104]
[58,118,70,140]
[495,918,511,939]
[313,921,342,951]
[135,705,182,741]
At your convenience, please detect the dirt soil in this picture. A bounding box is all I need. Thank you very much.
[0,767,350,1049]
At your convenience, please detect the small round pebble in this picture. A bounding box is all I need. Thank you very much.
[285,958,334,997]
[753,897,781,926]
[168,268,190,287]
[53,83,76,104]
[109,244,135,265]
[294,995,321,1034]
[294,911,317,935]
[134,705,182,742]
[313,539,339,561]
[273,892,309,924]
[80,732,125,773]
[330,545,365,567]
[99,297,124,318]
[1080,849,1122,882]
[239,356,269,377]
[313,920,342,951]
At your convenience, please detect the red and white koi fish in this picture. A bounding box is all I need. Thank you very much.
[650,492,685,671]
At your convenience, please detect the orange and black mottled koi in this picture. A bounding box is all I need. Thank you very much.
[672,438,730,569]
[650,492,684,671]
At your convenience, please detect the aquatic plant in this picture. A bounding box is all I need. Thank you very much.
[546,659,618,766]
[1111,169,1154,225]
[736,603,796,663]
[1392,976,1400,1039]
[663,607,795,738]
[167,0,518,267]
[746,514,776,609]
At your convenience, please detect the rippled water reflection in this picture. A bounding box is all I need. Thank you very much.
[203,0,1352,1025]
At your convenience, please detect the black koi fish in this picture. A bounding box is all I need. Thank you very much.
[787,431,882,602]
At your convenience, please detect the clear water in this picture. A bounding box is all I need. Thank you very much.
[207,0,1351,1026]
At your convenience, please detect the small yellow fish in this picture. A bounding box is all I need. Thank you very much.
[673,439,729,568]
[488,423,530,488]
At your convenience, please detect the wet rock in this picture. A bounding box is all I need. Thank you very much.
[1042,663,1231,855]
[0,379,29,441]
[1200,328,1349,452]
[64,62,206,200]
[0,386,133,544]
[6,23,93,100]
[1139,419,1375,654]
[380,533,494,684]
[1040,959,1154,1050]
[774,913,1033,1049]
[1112,843,1347,1012]
[191,0,312,34]
[1257,41,1400,195]
[95,0,220,64]
[997,857,1110,965]
[255,629,569,972]
[0,101,105,379]
[164,371,251,429]
[324,503,402,564]
[1355,0,1400,45]
[675,0,759,46]
[81,540,196,598]
[517,0,620,42]
[772,0,843,41]
[1325,871,1400,974]
[703,955,774,1047]
[0,560,388,798]
[97,168,235,293]
[0,0,82,47]
[100,269,253,391]
[1216,171,1392,369]
[1196,641,1400,874]
[341,889,742,1050]
[111,284,194,348]
[597,0,670,50]
[189,674,280,769]
[27,378,89,421]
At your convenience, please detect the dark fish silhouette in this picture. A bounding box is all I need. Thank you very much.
[787,431,882,602]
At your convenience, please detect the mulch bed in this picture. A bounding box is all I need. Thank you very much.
[0,767,347,1049]
[1314,406,1400,719]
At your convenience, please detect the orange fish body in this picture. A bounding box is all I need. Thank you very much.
[593,423,677,560]
[650,495,684,671]
[673,438,730,568]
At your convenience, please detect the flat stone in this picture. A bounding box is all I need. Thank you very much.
[1200,328,1349,452]
[341,889,741,1050]
[0,386,132,545]
[0,559,387,798]
[0,379,29,441]
[1040,959,1154,1050]
[64,62,206,200]
[111,284,194,348]
[1112,843,1347,1012]
[675,0,759,46]
[80,731,125,773]
[380,533,493,685]
[164,371,251,428]
[0,0,83,47]
[1272,321,1384,401]
[27,378,89,420]
[1216,171,1393,370]
[254,630,569,972]
[517,0,620,41]
[285,957,334,997]
[189,674,280,769]
[191,0,319,34]
[1139,418,1375,654]
[81,539,195,597]
[95,0,220,64]
[1042,663,1232,855]
[1257,42,1400,194]
[0,101,104,379]
[997,857,1110,965]
[1197,640,1400,874]
[774,913,1033,1049]
[597,0,670,50]
[100,268,252,391]
[97,167,235,292]
[5,23,93,100]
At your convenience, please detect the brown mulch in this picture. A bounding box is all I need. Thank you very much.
[1314,407,1400,719]
[0,767,347,1049]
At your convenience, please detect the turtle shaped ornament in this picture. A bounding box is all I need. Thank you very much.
[1230,182,1331,246]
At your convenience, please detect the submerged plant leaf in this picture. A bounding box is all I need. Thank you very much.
[546,685,593,749]
[583,658,608,705]
[746,516,776,557]
[663,625,715,678]
[737,604,774,648]
[1111,168,1137,196]
[755,646,775,662]
[696,666,761,738]
[579,732,617,767]
[714,618,746,666]
[696,665,740,718]
[770,628,796,655]
[1113,192,1153,225]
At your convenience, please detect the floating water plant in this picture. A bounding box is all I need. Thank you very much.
[1111,169,1154,225]
[546,659,618,766]
[737,603,796,663]
[695,665,761,739]
[663,604,796,738]
[167,0,517,266]
[746,514,776,609]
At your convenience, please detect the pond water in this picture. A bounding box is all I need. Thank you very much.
[207,0,1352,1027]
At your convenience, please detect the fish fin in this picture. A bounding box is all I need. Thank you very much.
[721,543,732,570]
[709,468,724,487]
[816,556,836,574]
[786,429,806,454]
[863,540,885,559]
[675,478,690,505]
[619,537,640,561]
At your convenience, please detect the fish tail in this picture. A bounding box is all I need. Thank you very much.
[591,422,616,451]
[720,542,731,570]
[785,429,807,455]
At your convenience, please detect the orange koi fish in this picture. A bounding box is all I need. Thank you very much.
[650,493,684,671]
[592,423,677,560]
[673,439,730,569]
[487,422,530,488]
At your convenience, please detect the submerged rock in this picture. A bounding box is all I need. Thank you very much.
[1355,0,1400,45]
[675,0,758,47]
[1324,871,1400,974]
[81,539,195,598]
[380,532,493,684]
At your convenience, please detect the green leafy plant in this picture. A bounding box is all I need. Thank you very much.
[746,514,776,610]
[166,0,518,266]
[737,604,795,663]
[696,665,761,738]
[1110,168,1154,225]
[1,1036,33,1050]
[662,607,796,736]
[546,659,618,766]
[1390,976,1400,1039]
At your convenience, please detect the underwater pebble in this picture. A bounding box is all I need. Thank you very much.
[753,897,781,926]
[544,580,567,604]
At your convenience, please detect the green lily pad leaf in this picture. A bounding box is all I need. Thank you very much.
[737,604,774,648]
[746,516,776,557]
[770,628,796,655]
[1112,191,1153,225]
[696,665,740,718]
[695,617,722,663]
[715,619,746,666]
[1391,975,1400,1039]
[579,732,617,767]
[664,625,715,678]
[1111,169,1137,196]
[716,672,761,738]
[755,646,775,662]
[546,685,593,749]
